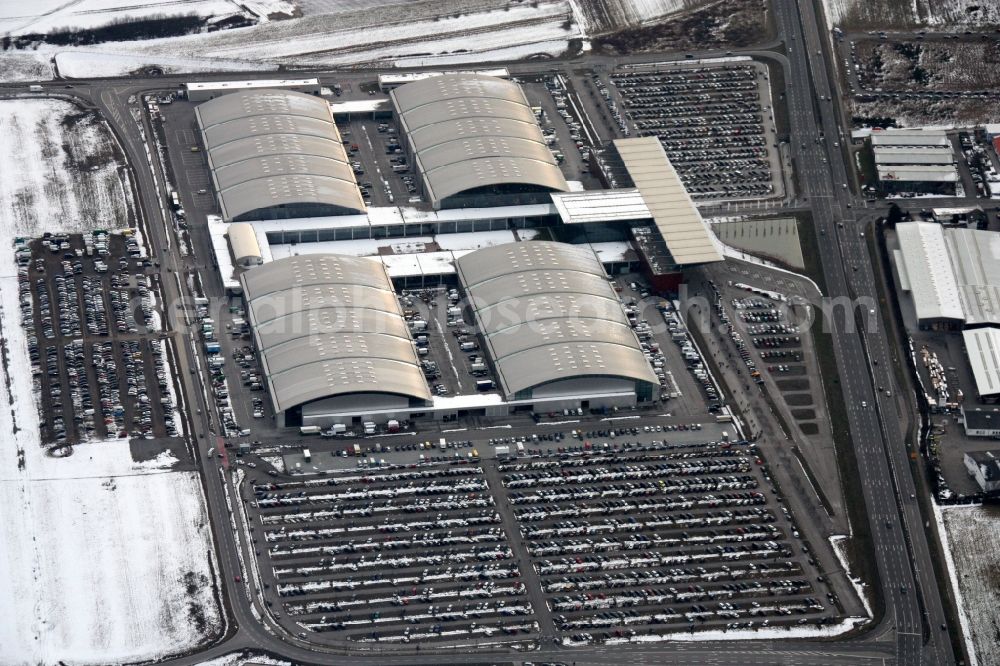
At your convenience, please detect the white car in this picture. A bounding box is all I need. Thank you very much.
[861,401,868,408]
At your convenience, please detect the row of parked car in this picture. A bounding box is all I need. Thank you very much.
[610,65,775,200]
[249,463,539,643]
[17,234,173,443]
[498,443,828,641]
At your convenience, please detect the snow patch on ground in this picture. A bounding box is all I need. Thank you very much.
[0,98,221,666]
[829,534,872,617]
[196,651,293,666]
[395,38,571,67]
[573,0,708,32]
[0,52,55,82]
[54,50,277,78]
[563,616,866,645]
[935,502,1000,666]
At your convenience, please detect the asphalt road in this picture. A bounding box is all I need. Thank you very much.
[0,10,979,663]
[774,0,955,664]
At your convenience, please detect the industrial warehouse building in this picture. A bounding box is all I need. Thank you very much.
[192,73,727,428]
[895,221,1000,418]
[964,327,1000,403]
[240,244,660,427]
[185,78,322,102]
[456,242,659,404]
[867,128,959,195]
[195,89,365,222]
[894,222,1000,329]
[389,73,570,210]
[240,254,432,428]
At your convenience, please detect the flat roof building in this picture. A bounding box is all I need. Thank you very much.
[945,228,1000,327]
[390,74,569,210]
[456,241,658,404]
[185,78,322,102]
[240,254,430,428]
[895,222,964,327]
[964,327,1000,403]
[872,145,956,165]
[869,128,950,147]
[550,189,651,224]
[877,164,959,183]
[195,89,365,222]
[895,223,1000,329]
[613,137,724,267]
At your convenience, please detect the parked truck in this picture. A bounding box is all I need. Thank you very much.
[299,426,321,435]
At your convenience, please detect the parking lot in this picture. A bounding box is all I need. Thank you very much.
[16,231,179,444]
[501,441,836,643]
[247,461,539,644]
[609,62,783,202]
[242,433,841,646]
[337,116,420,207]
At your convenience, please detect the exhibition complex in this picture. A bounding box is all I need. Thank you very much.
[192,74,724,429]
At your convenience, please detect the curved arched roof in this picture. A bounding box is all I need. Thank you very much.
[253,308,412,350]
[408,117,545,152]
[390,74,568,208]
[214,154,357,191]
[195,89,364,221]
[241,255,430,413]
[207,134,344,168]
[455,242,658,397]
[203,115,337,147]
[195,89,335,127]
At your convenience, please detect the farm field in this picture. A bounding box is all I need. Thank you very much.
[939,504,1000,666]
[855,40,1000,91]
[850,96,1000,128]
[0,99,133,233]
[0,52,55,82]
[823,0,1000,30]
[575,0,710,33]
[40,0,583,68]
[0,98,222,665]
[0,0,762,76]
[0,0,294,35]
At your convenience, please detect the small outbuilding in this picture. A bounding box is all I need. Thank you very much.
[226,223,263,267]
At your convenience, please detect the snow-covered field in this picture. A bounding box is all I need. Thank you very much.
[59,0,582,67]
[0,0,727,73]
[822,0,1000,29]
[0,52,55,82]
[0,98,221,665]
[938,503,1000,666]
[54,51,277,78]
[1,0,295,35]
[575,0,708,32]
[0,99,133,233]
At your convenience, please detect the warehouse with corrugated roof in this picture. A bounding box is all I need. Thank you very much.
[196,89,365,222]
[456,241,659,406]
[390,73,569,209]
[240,254,431,427]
